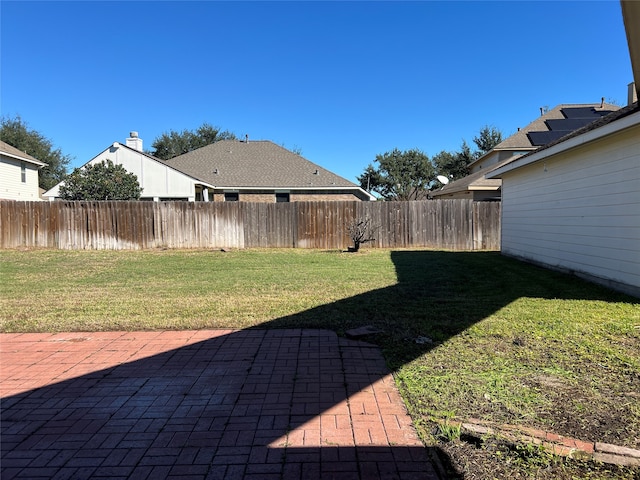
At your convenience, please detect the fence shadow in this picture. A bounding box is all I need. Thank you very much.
[1,251,631,479]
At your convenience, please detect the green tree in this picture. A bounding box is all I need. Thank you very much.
[458,139,476,165]
[432,151,459,182]
[358,164,383,193]
[151,123,236,160]
[432,125,503,183]
[472,125,503,156]
[59,160,142,200]
[432,140,475,182]
[357,148,434,201]
[0,115,71,190]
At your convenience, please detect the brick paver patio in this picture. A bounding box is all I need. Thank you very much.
[1,329,441,479]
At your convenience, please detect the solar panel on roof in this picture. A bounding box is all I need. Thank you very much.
[546,118,596,131]
[561,107,613,119]
[527,131,569,146]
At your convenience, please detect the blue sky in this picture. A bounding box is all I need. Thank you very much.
[1,1,633,184]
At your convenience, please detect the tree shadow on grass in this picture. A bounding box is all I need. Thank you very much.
[1,251,634,479]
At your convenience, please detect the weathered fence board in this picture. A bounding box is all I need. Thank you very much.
[0,199,501,251]
[473,201,501,250]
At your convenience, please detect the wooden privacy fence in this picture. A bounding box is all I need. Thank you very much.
[0,199,501,251]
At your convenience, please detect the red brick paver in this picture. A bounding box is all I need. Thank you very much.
[1,330,440,479]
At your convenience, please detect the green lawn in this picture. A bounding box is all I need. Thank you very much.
[1,248,639,477]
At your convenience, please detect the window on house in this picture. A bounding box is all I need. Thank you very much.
[224,192,239,202]
[21,163,26,183]
[275,192,290,203]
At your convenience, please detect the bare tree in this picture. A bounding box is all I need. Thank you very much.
[346,217,376,252]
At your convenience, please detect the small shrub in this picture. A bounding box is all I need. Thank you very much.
[346,217,377,252]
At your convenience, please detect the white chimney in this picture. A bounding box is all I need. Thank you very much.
[628,82,638,106]
[126,131,143,152]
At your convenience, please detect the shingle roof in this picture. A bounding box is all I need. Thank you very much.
[430,156,514,197]
[527,101,639,154]
[484,102,619,151]
[442,102,623,196]
[0,141,47,167]
[494,101,640,173]
[164,140,359,189]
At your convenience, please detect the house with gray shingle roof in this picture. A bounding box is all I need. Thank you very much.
[43,132,216,201]
[430,102,620,201]
[0,140,48,201]
[164,139,375,202]
[43,135,374,202]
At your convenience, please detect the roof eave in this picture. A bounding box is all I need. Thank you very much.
[211,185,376,200]
[1,151,48,168]
[468,185,501,191]
[431,185,469,196]
[622,0,640,99]
[432,184,501,196]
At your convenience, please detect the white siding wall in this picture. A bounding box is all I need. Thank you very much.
[0,156,42,200]
[45,144,198,200]
[107,145,196,199]
[500,125,640,295]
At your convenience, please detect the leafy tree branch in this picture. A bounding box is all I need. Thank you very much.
[151,123,236,160]
[59,160,142,200]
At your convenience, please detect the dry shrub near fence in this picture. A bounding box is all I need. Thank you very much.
[0,199,501,251]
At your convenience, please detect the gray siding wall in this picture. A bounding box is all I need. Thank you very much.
[500,125,640,296]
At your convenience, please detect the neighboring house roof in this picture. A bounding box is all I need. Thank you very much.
[42,140,214,199]
[0,141,48,167]
[489,101,640,179]
[430,156,515,197]
[164,139,372,194]
[43,137,374,201]
[433,102,621,199]
[470,102,619,162]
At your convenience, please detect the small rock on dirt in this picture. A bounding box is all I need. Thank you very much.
[415,336,434,344]
[346,325,384,339]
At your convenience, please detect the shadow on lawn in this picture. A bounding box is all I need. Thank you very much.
[264,250,631,369]
[1,251,632,479]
